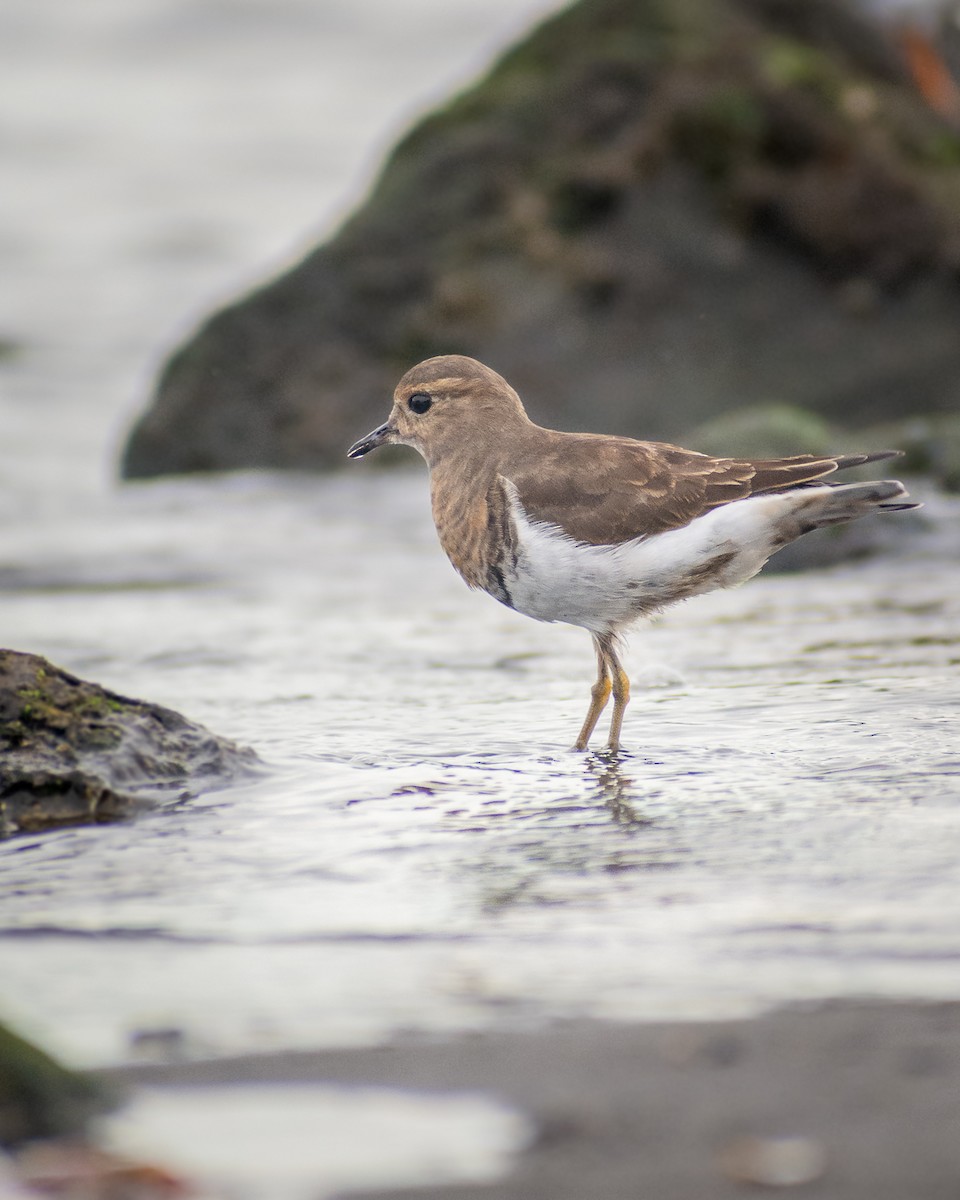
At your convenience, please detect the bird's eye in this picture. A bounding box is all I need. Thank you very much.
[408,393,432,415]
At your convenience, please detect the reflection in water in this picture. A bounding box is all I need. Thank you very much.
[584,753,656,828]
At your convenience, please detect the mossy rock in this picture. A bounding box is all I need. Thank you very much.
[0,651,260,837]
[685,402,837,459]
[683,401,929,570]
[0,1022,112,1149]
[860,413,960,492]
[121,0,960,479]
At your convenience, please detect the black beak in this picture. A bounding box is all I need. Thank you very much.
[347,422,395,459]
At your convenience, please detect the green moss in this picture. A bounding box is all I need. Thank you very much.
[760,36,842,102]
[0,1022,112,1147]
[1,720,26,746]
[15,688,58,726]
[688,403,836,459]
[913,130,960,169]
[73,692,120,717]
[9,680,130,754]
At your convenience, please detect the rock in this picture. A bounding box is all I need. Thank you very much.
[681,400,931,570]
[0,1023,192,1197]
[860,412,960,492]
[686,402,838,460]
[0,651,259,838]
[0,1022,110,1149]
[121,0,960,479]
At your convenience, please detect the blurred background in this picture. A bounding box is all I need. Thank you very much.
[0,0,560,492]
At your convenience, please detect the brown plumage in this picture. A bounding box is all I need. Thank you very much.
[348,355,918,751]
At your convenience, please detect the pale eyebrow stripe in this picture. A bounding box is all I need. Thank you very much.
[410,377,465,391]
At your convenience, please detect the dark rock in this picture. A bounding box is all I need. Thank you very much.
[859,412,960,492]
[121,0,960,479]
[0,1022,111,1149]
[683,400,935,569]
[0,650,259,838]
[686,402,838,460]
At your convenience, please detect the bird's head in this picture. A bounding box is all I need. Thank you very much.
[347,355,529,469]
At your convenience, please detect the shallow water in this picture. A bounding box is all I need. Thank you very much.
[2,0,960,1084]
[1,468,959,1070]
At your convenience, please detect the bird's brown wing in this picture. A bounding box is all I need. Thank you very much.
[504,430,894,546]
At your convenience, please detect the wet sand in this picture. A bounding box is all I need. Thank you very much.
[111,999,960,1199]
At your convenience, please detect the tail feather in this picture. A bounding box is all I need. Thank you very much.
[832,449,903,471]
[791,479,921,531]
[749,449,905,495]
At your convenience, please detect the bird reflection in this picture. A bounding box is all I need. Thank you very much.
[584,752,655,827]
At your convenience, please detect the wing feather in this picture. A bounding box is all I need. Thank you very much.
[504,433,898,546]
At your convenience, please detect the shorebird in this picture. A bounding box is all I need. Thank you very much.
[348,355,917,751]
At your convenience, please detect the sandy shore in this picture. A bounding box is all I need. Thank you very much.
[107,1000,960,1199]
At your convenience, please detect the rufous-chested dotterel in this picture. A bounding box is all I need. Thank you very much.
[348,355,918,752]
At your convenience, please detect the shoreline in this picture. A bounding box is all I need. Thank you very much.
[104,998,960,1199]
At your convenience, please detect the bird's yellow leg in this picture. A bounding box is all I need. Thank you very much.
[574,637,612,751]
[605,641,631,752]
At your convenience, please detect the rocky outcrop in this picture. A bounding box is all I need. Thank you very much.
[0,1022,110,1149]
[0,651,259,837]
[121,0,960,479]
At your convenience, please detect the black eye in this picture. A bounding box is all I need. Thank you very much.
[408,393,432,415]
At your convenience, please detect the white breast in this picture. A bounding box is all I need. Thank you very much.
[501,483,825,634]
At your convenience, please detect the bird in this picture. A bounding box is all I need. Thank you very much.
[347,355,919,752]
